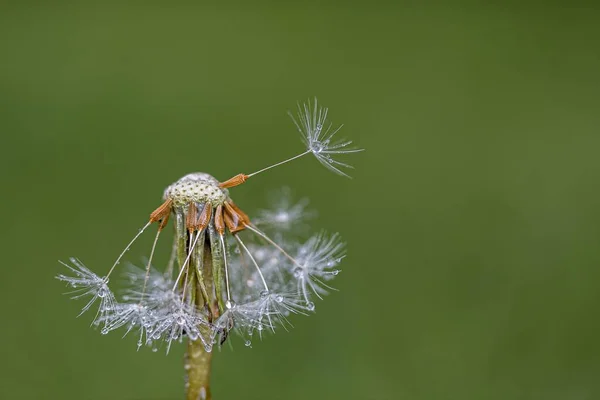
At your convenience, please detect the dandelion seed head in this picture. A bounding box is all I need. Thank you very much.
[163,172,228,207]
[57,99,357,353]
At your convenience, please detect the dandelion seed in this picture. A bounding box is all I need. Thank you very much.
[293,232,346,303]
[289,98,364,178]
[56,258,116,325]
[100,303,152,350]
[150,298,210,353]
[254,187,315,234]
[122,264,175,307]
[219,98,362,189]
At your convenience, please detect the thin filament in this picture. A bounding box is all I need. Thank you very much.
[140,228,162,301]
[247,150,310,178]
[219,234,232,302]
[172,231,201,291]
[105,221,152,279]
[234,234,269,291]
[245,224,302,267]
[165,235,178,278]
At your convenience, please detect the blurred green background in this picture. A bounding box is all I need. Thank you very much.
[2,2,600,399]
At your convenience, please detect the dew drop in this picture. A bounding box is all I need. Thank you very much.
[306,302,315,311]
[101,327,109,335]
[275,295,284,303]
[199,387,208,400]
[204,344,213,353]
[152,347,158,353]
[293,267,303,278]
[259,290,269,299]
[225,300,236,309]
[177,316,185,325]
[244,340,252,347]
[97,288,107,298]
[332,269,340,276]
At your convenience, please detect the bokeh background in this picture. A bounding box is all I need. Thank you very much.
[2,2,600,399]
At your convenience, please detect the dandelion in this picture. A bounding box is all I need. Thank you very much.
[56,98,362,399]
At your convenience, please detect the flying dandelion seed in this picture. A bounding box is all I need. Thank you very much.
[56,98,362,400]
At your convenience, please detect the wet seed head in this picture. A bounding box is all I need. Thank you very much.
[57,98,361,351]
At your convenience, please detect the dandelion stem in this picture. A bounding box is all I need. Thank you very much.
[186,322,213,400]
[185,229,213,400]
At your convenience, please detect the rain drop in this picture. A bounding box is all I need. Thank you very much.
[306,302,315,311]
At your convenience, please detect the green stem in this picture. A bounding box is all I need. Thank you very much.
[184,228,215,399]
[172,205,217,399]
[186,338,212,400]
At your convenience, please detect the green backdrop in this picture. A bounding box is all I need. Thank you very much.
[2,2,600,399]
